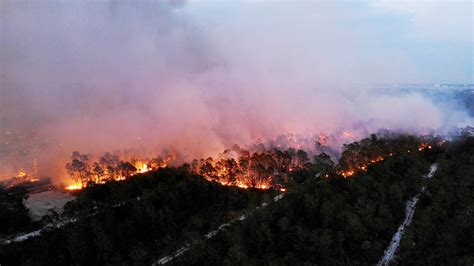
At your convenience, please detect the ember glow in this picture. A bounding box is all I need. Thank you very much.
[338,155,390,178]
[15,169,40,184]
[1,169,40,188]
[64,153,174,191]
[188,139,325,191]
[338,142,438,178]
[418,143,432,151]
[65,184,82,191]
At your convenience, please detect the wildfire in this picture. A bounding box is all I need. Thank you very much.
[234,181,269,190]
[255,183,270,190]
[3,169,40,188]
[61,137,441,192]
[339,154,390,178]
[203,176,273,191]
[418,143,432,151]
[65,184,82,190]
[236,182,249,189]
[17,171,27,178]
[189,141,332,191]
[370,156,385,163]
[65,162,155,191]
[338,143,435,178]
[64,154,174,191]
[135,162,151,174]
[341,170,355,178]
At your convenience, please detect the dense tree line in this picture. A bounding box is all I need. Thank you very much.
[177,150,431,265]
[190,144,331,190]
[338,133,442,176]
[0,133,454,265]
[398,136,474,264]
[191,133,439,190]
[0,166,274,265]
[65,151,172,188]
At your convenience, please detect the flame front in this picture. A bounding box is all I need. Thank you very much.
[136,163,150,174]
[65,184,82,190]
[65,154,174,191]
[61,136,441,192]
[418,143,432,151]
[338,142,436,178]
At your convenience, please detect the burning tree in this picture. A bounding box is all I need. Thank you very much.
[65,151,173,190]
[99,152,120,181]
[117,161,137,179]
[190,144,316,190]
[90,162,105,183]
[65,152,91,188]
[62,132,443,192]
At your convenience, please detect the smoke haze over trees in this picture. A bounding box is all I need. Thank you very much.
[0,1,472,180]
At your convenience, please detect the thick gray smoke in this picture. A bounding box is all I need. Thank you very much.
[0,1,472,181]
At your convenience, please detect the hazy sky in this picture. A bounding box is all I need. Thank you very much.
[185,0,473,84]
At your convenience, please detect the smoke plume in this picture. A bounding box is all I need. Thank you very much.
[0,1,471,181]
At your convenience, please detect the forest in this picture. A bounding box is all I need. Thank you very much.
[176,146,434,264]
[176,136,472,265]
[398,136,474,264]
[0,166,275,265]
[0,134,472,265]
[63,151,174,190]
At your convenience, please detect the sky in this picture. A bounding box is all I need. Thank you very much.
[184,0,473,84]
[0,0,472,180]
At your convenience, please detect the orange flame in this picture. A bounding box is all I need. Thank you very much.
[418,143,432,151]
[338,142,435,178]
[17,171,27,178]
[64,157,171,191]
[65,184,82,191]
[135,162,150,174]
